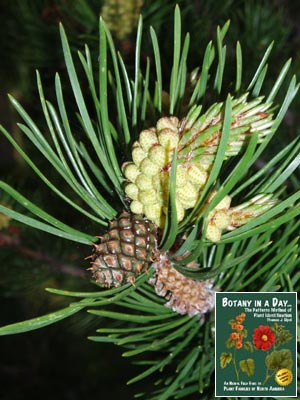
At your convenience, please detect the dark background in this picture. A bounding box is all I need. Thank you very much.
[0,1,299,399]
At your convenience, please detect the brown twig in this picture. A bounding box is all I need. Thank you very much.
[0,229,86,278]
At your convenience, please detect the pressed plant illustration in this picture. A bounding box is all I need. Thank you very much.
[220,315,293,385]
[0,3,300,399]
[253,323,293,385]
[220,312,254,380]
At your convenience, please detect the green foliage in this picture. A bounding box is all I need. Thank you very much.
[0,303,85,335]
[0,4,299,399]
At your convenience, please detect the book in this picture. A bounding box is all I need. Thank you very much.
[215,292,297,397]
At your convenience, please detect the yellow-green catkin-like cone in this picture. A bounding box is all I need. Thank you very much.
[122,116,207,227]
[205,191,232,243]
[123,94,274,227]
[101,0,144,40]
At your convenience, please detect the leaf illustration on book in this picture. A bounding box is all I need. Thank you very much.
[226,337,236,348]
[275,328,293,346]
[220,352,232,368]
[243,341,254,352]
[265,349,293,370]
[239,358,255,377]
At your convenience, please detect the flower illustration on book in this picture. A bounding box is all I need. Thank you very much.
[253,325,275,351]
[220,317,293,385]
[252,323,293,385]
[220,312,255,380]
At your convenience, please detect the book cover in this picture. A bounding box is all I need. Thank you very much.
[215,292,297,397]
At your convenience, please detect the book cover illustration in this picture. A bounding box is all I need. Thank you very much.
[215,292,297,397]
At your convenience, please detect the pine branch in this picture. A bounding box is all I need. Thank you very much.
[0,4,299,399]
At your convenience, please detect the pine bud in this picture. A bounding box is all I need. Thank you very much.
[227,194,278,230]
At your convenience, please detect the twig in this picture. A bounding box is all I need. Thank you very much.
[0,229,86,278]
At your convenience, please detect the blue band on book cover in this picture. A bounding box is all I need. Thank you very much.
[215,292,297,397]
